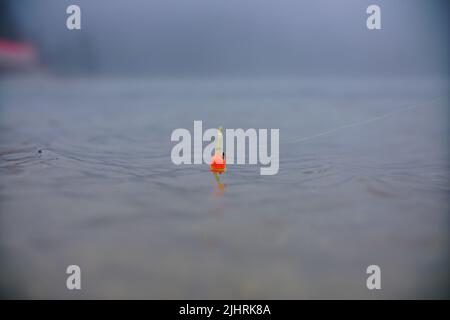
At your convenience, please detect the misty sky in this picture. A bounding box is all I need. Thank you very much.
[9,0,450,75]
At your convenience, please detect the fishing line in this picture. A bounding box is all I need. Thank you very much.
[282,98,441,145]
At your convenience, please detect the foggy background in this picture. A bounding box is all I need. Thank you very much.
[4,0,450,76]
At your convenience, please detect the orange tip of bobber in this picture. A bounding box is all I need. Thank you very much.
[210,152,226,174]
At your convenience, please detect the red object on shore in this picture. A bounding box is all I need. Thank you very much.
[0,38,37,68]
[210,152,226,174]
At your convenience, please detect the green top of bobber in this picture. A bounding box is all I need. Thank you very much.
[216,127,223,152]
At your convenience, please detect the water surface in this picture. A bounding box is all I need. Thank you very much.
[0,76,448,298]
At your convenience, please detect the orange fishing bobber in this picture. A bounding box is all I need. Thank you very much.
[210,127,226,174]
[211,152,226,174]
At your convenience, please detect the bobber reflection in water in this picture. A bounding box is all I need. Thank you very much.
[210,127,226,196]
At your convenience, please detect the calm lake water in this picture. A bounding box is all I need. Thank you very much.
[0,75,448,298]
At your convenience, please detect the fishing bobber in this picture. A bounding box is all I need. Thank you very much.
[210,152,226,174]
[210,127,226,174]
